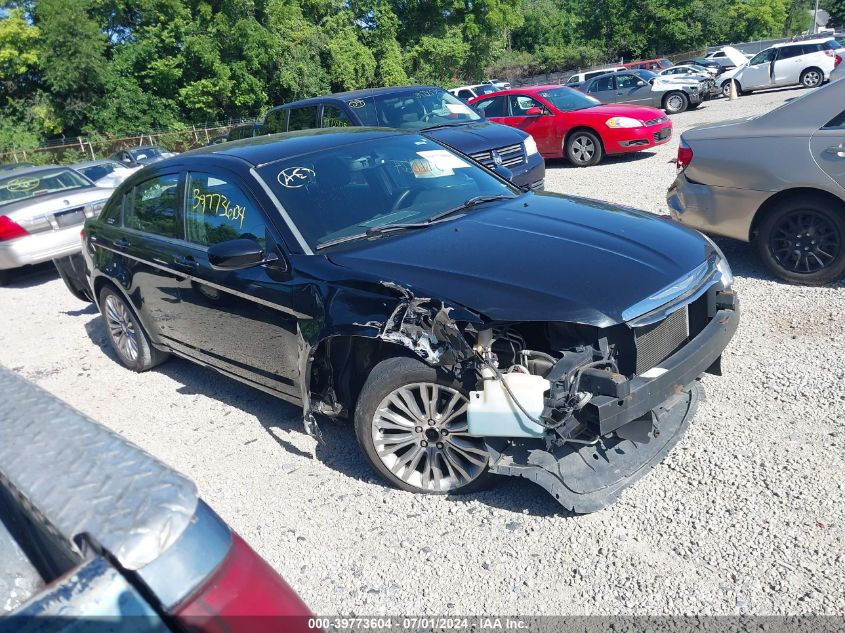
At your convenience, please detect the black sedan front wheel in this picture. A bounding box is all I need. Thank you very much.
[757,196,845,285]
[355,356,491,495]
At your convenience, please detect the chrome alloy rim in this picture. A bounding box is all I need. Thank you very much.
[667,94,684,112]
[370,383,488,492]
[803,70,821,87]
[104,294,139,361]
[571,135,596,163]
[769,209,841,274]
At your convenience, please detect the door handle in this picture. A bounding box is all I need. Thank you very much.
[113,237,131,248]
[173,255,199,271]
[826,145,845,158]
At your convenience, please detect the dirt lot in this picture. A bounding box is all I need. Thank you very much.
[2,87,844,616]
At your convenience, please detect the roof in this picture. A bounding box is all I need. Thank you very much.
[174,127,414,167]
[266,85,441,111]
[772,37,835,47]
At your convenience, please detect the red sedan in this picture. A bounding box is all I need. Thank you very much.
[469,85,673,167]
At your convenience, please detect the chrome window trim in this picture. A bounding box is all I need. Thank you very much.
[249,167,313,255]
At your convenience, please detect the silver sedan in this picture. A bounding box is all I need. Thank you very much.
[668,79,845,285]
[0,166,114,284]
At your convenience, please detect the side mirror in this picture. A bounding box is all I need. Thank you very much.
[636,80,647,86]
[208,238,265,270]
[525,106,543,116]
[123,158,132,163]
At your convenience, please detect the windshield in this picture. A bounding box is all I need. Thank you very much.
[474,85,499,96]
[0,169,92,208]
[259,134,517,250]
[348,88,482,131]
[635,69,658,80]
[130,147,164,160]
[537,87,600,111]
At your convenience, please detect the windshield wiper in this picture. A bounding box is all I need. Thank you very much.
[421,122,467,131]
[427,194,517,222]
[316,220,441,250]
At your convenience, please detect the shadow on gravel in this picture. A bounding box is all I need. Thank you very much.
[714,236,845,288]
[545,150,657,170]
[2,262,58,289]
[63,303,98,317]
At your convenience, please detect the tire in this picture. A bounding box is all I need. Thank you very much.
[756,196,845,285]
[0,269,11,287]
[354,356,492,495]
[662,91,689,114]
[98,285,169,371]
[721,81,732,98]
[565,129,603,167]
[800,67,823,89]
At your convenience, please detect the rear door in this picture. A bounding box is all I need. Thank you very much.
[473,94,509,122]
[111,171,187,345]
[772,45,805,86]
[172,168,302,400]
[586,75,617,103]
[810,109,845,194]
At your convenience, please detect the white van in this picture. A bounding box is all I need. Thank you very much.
[731,38,843,93]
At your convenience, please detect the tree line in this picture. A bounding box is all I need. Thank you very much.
[0,0,842,150]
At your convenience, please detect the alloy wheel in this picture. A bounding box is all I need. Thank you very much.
[370,383,488,492]
[802,70,822,88]
[667,94,685,112]
[104,294,139,362]
[571,135,595,164]
[769,209,841,274]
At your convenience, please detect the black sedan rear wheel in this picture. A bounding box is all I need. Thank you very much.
[757,196,845,285]
[99,286,170,371]
[565,130,603,167]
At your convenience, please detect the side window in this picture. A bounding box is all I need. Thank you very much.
[475,95,508,117]
[185,172,266,248]
[616,74,641,89]
[264,109,288,134]
[508,95,543,115]
[125,174,180,238]
[750,49,775,65]
[100,195,123,226]
[321,105,352,128]
[824,110,845,129]
[801,44,822,55]
[778,46,802,60]
[288,106,318,132]
[457,89,474,100]
[590,76,615,93]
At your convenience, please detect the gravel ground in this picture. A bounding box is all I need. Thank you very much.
[2,87,844,617]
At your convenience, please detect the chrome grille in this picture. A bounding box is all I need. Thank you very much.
[633,306,690,374]
[644,115,668,126]
[469,143,525,169]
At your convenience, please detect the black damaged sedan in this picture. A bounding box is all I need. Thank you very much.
[55,128,738,512]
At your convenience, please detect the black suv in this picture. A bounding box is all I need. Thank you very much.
[54,128,738,513]
[263,86,545,191]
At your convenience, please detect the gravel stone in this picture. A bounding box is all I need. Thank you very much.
[1,87,843,616]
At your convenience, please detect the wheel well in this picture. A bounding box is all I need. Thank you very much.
[750,188,845,241]
[800,66,822,77]
[93,276,118,304]
[310,336,420,418]
[564,126,604,154]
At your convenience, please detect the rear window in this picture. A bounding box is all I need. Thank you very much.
[348,88,481,130]
[288,107,318,132]
[0,169,91,208]
[125,174,180,238]
[824,39,843,50]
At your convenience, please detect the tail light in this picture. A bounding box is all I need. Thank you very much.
[173,533,314,633]
[835,54,843,68]
[676,140,693,173]
[0,216,28,242]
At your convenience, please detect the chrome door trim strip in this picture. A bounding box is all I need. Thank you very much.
[249,167,313,255]
[97,243,308,319]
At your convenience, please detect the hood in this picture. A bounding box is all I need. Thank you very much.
[720,46,749,69]
[327,193,714,326]
[422,120,529,154]
[1,187,114,221]
[579,103,667,121]
[653,75,703,87]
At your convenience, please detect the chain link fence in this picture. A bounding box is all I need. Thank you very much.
[0,118,258,165]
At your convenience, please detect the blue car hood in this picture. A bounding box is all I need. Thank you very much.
[327,193,715,326]
[421,120,528,154]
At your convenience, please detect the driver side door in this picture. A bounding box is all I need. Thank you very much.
[171,168,303,401]
[500,94,559,156]
[586,75,617,103]
[739,49,775,90]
